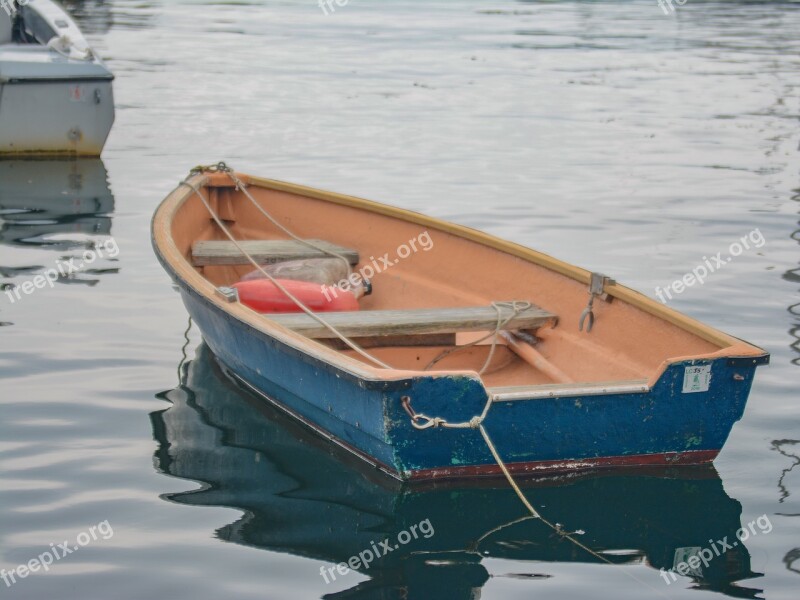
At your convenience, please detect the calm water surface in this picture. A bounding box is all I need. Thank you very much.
[1,1,798,598]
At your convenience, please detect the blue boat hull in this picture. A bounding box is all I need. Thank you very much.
[178,282,764,481]
[151,343,762,596]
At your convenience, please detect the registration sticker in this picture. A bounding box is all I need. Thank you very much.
[69,85,85,102]
[683,365,711,393]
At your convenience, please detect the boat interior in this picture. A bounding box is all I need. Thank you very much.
[164,173,745,392]
[1,1,87,48]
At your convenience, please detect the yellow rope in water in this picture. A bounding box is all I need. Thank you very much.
[478,420,622,565]
[477,422,541,519]
[405,395,671,596]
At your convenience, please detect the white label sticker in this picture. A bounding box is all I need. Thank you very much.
[683,365,711,393]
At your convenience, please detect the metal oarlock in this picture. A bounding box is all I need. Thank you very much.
[579,272,614,333]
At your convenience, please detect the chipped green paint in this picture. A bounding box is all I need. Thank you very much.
[685,435,703,448]
[450,453,470,466]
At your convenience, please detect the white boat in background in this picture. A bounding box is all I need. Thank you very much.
[0,0,114,156]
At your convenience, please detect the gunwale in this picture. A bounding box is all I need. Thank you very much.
[152,172,767,389]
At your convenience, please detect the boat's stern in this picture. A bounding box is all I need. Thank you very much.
[0,0,114,156]
[383,350,769,481]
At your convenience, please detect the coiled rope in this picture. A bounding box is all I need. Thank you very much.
[424,300,532,375]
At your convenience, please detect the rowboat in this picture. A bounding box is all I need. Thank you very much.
[151,343,760,595]
[151,163,769,482]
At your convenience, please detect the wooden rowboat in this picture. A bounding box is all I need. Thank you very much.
[152,164,769,481]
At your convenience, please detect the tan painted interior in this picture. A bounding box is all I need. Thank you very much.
[157,173,765,390]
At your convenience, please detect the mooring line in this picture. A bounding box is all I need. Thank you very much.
[403,395,672,597]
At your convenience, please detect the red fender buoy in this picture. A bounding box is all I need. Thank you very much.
[232,278,359,313]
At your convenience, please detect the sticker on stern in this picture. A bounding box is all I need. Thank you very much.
[69,85,85,102]
[682,365,711,394]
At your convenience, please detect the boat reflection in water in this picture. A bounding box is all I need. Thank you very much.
[0,159,114,248]
[0,159,117,302]
[152,343,764,599]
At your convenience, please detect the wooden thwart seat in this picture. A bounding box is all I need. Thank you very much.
[192,239,359,267]
[268,304,557,340]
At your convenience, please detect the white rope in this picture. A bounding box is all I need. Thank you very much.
[479,301,531,375]
[179,177,393,370]
[403,396,673,596]
[424,301,532,374]
[224,170,354,277]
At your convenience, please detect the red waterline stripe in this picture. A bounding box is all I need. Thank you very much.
[224,364,720,482]
[408,449,719,481]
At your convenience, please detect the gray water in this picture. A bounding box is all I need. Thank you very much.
[1,1,799,598]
